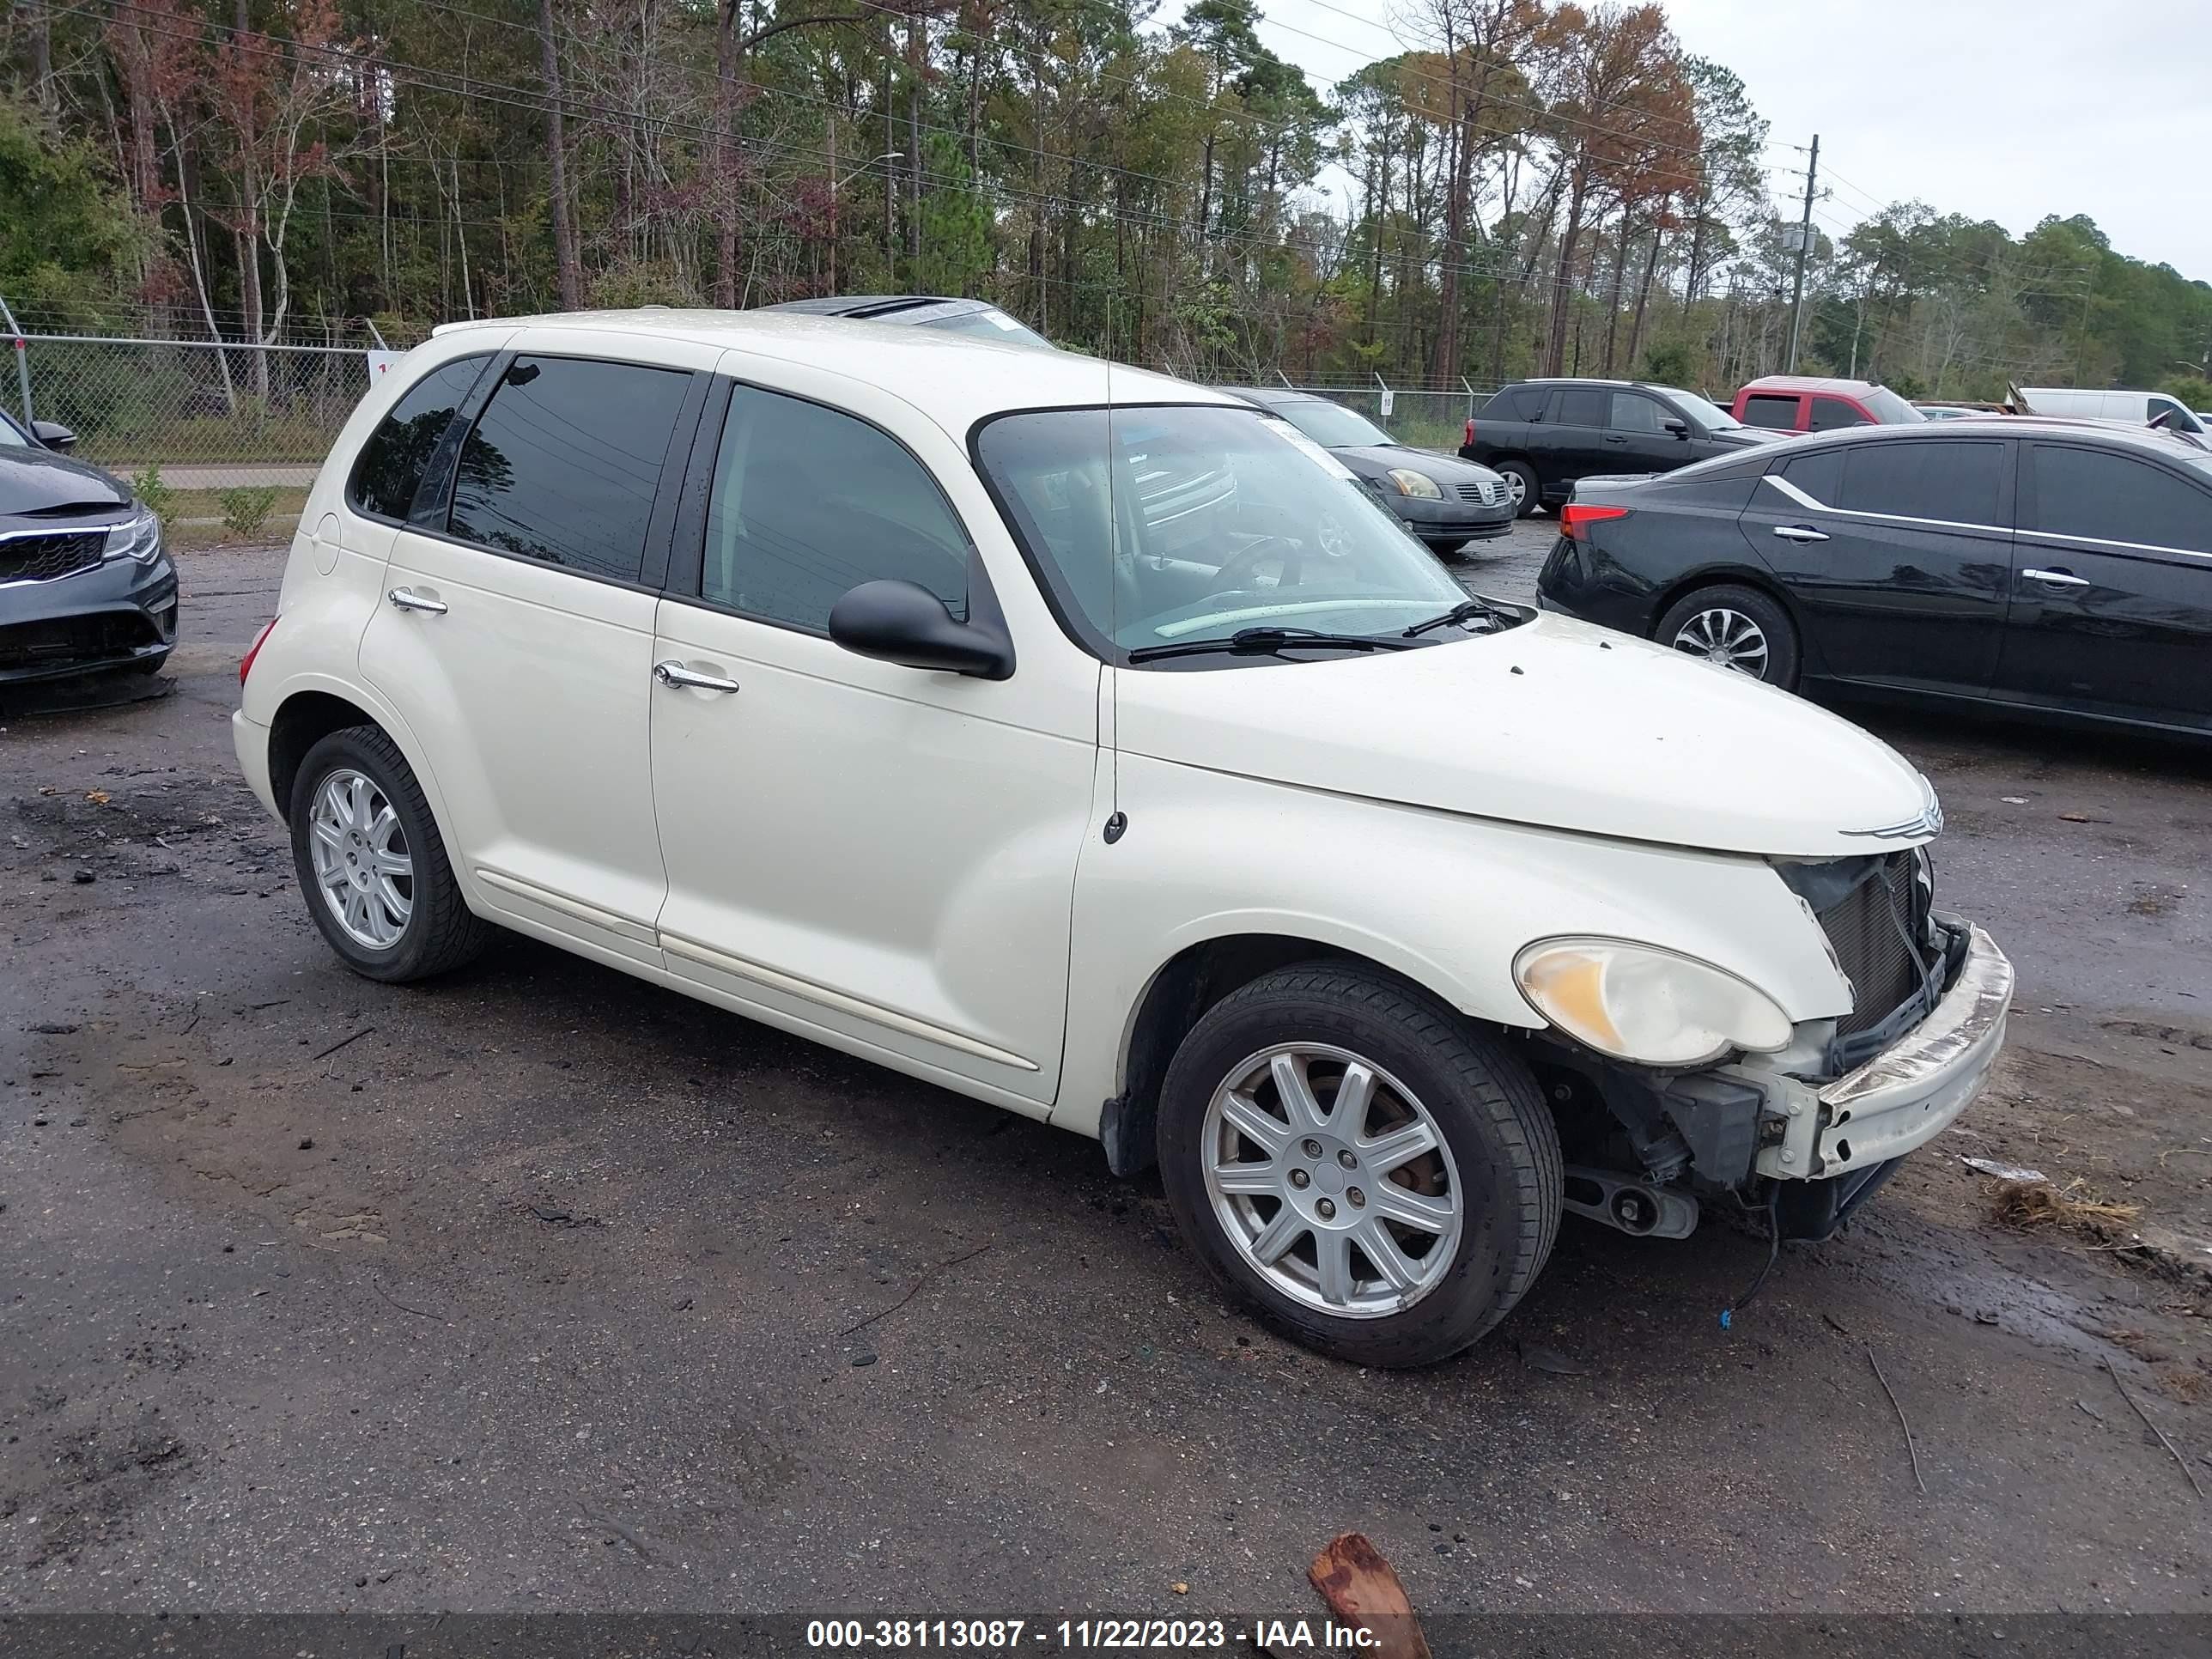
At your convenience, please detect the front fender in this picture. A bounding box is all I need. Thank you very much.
[1054,753,1851,1140]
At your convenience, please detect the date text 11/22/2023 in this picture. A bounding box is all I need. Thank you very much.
[805,1619,1382,1650]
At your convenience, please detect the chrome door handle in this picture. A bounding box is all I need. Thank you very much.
[653,659,740,694]
[387,586,447,614]
[1771,525,1829,543]
[2022,568,2089,590]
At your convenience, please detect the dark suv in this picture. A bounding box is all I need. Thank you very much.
[1460,379,1782,516]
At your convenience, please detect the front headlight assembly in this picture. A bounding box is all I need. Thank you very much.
[1514,937,1793,1068]
[1386,468,1442,499]
[104,504,163,563]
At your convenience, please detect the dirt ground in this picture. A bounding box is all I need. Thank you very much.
[2,526,2208,1617]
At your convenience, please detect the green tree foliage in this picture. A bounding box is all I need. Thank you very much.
[1,1,2200,399]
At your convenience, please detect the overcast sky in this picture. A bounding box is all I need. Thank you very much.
[1163,0,2212,283]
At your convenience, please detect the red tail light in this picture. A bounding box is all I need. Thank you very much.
[1559,503,1629,543]
[240,616,278,686]
[1463,416,1475,447]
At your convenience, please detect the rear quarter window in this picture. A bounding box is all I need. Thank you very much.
[1741,393,1802,430]
[346,355,493,521]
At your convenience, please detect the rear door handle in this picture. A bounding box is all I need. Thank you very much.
[387,586,447,614]
[1771,525,1830,543]
[2022,567,2089,590]
[653,659,740,694]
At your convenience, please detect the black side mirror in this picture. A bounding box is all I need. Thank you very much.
[32,421,77,452]
[829,579,1015,680]
[1663,417,1690,439]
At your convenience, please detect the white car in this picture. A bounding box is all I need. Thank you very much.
[234,310,2013,1367]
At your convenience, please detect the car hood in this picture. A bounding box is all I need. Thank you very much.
[0,446,131,516]
[1706,427,1785,447]
[1114,611,1936,858]
[1332,443,1502,483]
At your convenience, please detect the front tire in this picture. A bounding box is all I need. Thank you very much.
[289,726,490,982]
[1158,963,1562,1367]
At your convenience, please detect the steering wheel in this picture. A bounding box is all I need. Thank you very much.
[1207,532,1302,596]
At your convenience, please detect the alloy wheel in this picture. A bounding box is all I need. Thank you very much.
[307,768,414,950]
[1671,606,1771,678]
[1201,1042,1463,1319]
[1504,470,1527,506]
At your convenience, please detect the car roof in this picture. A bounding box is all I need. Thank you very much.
[1783,414,2212,465]
[1738,375,1887,396]
[426,308,1236,429]
[758,295,999,322]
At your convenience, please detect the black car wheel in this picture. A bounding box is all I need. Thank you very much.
[1496,459,1540,519]
[1655,584,1801,690]
[1424,538,1466,558]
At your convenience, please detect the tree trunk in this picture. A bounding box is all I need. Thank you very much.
[1626,203,1667,374]
[906,15,925,267]
[541,0,582,309]
[27,0,55,112]
[1542,162,1590,377]
[1599,208,1632,376]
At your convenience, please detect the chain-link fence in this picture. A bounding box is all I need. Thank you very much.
[1262,382,1497,454]
[9,335,393,492]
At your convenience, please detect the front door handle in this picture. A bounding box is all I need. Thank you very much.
[1771,525,1830,543]
[2022,567,2089,591]
[653,659,740,694]
[1602,434,1628,445]
[387,586,447,614]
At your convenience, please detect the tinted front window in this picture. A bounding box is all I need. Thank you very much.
[2026,444,2212,552]
[1555,387,1607,428]
[1810,398,1869,432]
[348,354,489,520]
[1742,394,1800,430]
[1650,387,1740,430]
[447,356,690,582]
[1274,400,1395,448]
[1839,440,2002,525]
[1608,393,1669,434]
[700,384,969,629]
[975,406,1467,659]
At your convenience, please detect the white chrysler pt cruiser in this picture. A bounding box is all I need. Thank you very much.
[234,310,2013,1366]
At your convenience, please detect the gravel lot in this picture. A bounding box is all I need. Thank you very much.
[3,523,2208,1617]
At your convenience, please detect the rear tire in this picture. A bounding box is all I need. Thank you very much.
[1654,583,1802,690]
[1157,963,1562,1368]
[1496,459,1541,519]
[289,725,490,982]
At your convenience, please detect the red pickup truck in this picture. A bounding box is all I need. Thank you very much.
[1730,376,1926,434]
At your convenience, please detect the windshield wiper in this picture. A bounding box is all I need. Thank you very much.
[1401,597,1519,638]
[1127,625,1417,663]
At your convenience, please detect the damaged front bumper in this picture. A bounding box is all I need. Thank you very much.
[1749,921,2013,1183]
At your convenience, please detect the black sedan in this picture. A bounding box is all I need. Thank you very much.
[1217,387,1516,553]
[1536,418,2212,738]
[1,410,178,687]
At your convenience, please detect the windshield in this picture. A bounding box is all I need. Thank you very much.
[1650,386,1741,431]
[1863,386,1926,423]
[918,307,1054,350]
[1273,399,1396,449]
[975,404,1470,661]
[0,413,27,448]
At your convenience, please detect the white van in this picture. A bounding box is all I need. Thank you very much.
[2014,386,2206,434]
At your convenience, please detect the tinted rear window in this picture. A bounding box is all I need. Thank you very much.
[348,355,490,520]
[1839,440,2003,526]
[1498,385,1549,422]
[447,356,690,582]
[1555,387,1607,428]
[1741,394,1800,429]
[2026,443,2212,552]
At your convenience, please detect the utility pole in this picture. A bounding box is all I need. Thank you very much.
[1784,133,1820,373]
